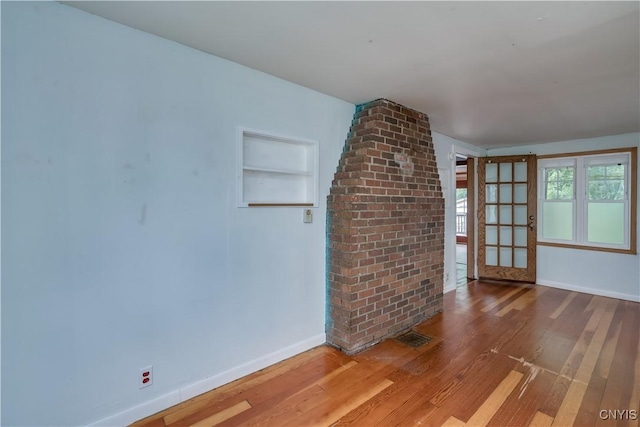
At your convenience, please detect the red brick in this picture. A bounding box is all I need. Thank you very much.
[327,99,444,354]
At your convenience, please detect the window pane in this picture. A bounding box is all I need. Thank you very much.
[486,247,497,266]
[544,167,574,200]
[486,184,498,203]
[514,249,527,268]
[588,163,625,200]
[515,162,527,182]
[500,226,512,246]
[514,227,527,246]
[499,248,512,267]
[545,182,556,199]
[514,205,527,225]
[607,165,624,178]
[500,184,512,203]
[588,181,624,200]
[486,226,498,245]
[486,205,497,224]
[588,164,624,179]
[500,163,512,182]
[588,202,625,245]
[500,206,512,224]
[486,163,498,183]
[514,184,527,203]
[542,202,573,240]
[588,165,606,179]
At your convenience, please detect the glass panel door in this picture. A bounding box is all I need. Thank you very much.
[478,155,536,282]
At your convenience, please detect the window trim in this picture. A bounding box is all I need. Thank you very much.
[537,147,637,255]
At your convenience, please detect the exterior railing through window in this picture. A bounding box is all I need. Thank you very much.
[456,214,467,235]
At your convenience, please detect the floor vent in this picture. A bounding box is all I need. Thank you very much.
[395,331,433,348]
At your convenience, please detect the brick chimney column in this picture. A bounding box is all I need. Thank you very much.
[327,99,445,354]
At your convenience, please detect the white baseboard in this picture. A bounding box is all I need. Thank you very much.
[179,334,326,402]
[89,333,326,427]
[537,279,640,302]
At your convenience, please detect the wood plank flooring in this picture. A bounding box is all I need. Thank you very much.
[132,281,640,427]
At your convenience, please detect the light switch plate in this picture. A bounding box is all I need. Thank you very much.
[303,209,313,223]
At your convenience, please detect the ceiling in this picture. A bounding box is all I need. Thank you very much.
[64,1,640,149]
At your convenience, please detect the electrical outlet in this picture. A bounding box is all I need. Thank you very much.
[446,272,450,282]
[139,365,153,389]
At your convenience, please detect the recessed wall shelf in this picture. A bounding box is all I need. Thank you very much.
[238,128,319,207]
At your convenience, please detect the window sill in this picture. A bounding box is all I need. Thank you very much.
[538,241,636,255]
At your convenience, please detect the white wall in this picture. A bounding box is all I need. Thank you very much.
[0,3,3,423]
[488,132,640,301]
[1,3,354,426]
[432,132,487,294]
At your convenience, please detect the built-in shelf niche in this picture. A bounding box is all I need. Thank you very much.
[238,128,319,207]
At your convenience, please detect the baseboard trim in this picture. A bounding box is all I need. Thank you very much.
[89,333,327,427]
[537,279,640,302]
[179,334,326,402]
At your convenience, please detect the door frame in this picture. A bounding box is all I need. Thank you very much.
[466,157,476,280]
[450,146,481,288]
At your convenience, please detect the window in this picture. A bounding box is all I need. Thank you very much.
[538,148,637,253]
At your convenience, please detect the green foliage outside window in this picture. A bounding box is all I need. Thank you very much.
[544,167,574,200]
[588,165,625,200]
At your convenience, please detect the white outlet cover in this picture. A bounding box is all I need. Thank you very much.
[139,365,153,389]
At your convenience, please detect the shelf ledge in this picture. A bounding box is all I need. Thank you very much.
[243,166,312,176]
[247,203,314,207]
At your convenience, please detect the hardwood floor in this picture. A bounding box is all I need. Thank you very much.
[132,282,640,427]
